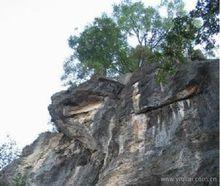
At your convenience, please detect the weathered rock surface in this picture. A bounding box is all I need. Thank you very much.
[0,60,219,186]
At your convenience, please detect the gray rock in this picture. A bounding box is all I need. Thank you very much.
[1,60,219,186]
[118,73,133,85]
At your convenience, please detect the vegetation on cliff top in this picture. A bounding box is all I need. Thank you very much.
[61,0,219,85]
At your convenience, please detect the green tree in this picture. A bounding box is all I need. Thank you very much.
[190,0,219,50]
[62,0,188,85]
[62,15,132,84]
[112,0,188,67]
[160,0,186,18]
[155,0,219,83]
[62,0,218,85]
[161,0,219,61]
[113,0,165,49]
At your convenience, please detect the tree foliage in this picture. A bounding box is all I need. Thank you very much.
[62,15,131,84]
[190,0,219,50]
[62,1,185,84]
[113,1,164,49]
[162,0,218,59]
[166,0,219,53]
[62,0,219,85]
[0,136,20,170]
[113,0,186,50]
[153,0,219,82]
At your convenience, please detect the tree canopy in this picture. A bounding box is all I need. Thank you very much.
[62,0,219,85]
[190,0,219,50]
[62,15,133,85]
[69,15,128,75]
[113,1,164,49]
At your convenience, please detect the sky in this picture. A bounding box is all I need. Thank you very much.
[0,0,197,149]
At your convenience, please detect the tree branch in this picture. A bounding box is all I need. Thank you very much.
[129,17,143,46]
[151,31,168,49]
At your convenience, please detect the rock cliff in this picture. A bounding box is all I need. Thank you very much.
[0,60,219,186]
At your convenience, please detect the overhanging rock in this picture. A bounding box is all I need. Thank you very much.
[0,60,219,186]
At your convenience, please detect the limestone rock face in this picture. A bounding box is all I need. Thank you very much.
[0,60,219,186]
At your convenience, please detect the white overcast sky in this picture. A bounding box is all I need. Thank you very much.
[0,0,197,148]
